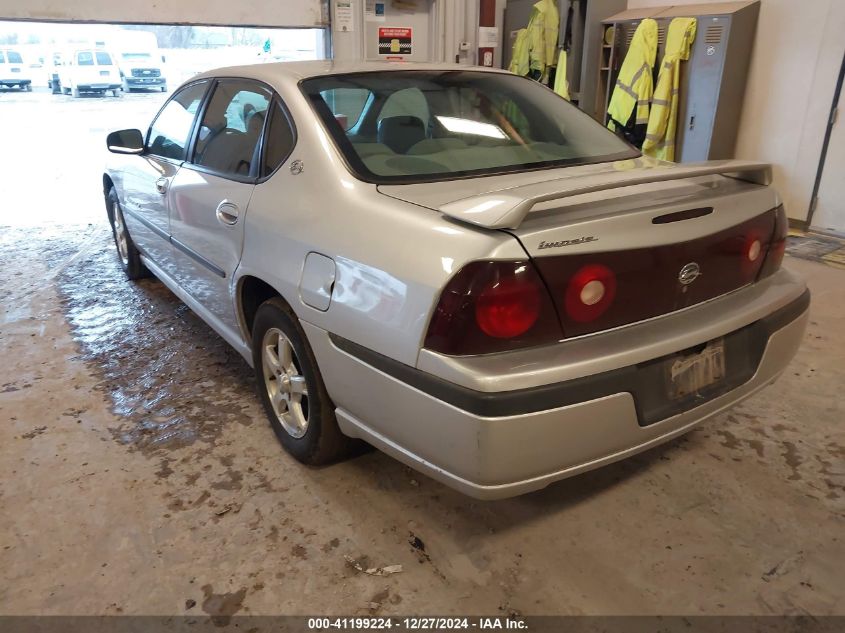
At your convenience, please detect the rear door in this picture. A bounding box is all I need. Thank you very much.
[119,80,209,275]
[168,79,278,333]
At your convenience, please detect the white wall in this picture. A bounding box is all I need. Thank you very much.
[628,0,845,222]
[0,0,328,28]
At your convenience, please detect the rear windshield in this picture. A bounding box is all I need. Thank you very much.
[6,51,23,63]
[301,70,638,184]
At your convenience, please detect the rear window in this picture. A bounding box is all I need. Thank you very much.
[77,51,94,66]
[301,71,637,184]
[6,51,22,64]
[96,52,113,65]
[0,52,5,64]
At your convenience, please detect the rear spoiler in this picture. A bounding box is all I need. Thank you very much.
[438,160,773,230]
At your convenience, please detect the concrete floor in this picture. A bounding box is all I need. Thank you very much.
[0,90,844,617]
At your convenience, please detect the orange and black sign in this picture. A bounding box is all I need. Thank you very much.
[378,27,412,55]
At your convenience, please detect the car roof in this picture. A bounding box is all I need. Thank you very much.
[192,60,510,85]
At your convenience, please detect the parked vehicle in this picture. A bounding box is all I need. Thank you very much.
[102,62,809,499]
[58,49,121,97]
[112,30,168,93]
[0,48,32,91]
[46,52,64,94]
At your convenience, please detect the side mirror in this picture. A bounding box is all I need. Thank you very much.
[107,129,144,155]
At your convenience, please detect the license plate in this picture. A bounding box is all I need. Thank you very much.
[11,68,20,73]
[100,70,110,76]
[666,339,726,400]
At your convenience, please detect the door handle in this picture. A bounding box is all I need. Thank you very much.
[215,200,240,226]
[155,177,169,194]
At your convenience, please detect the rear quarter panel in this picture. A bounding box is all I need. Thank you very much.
[236,81,527,367]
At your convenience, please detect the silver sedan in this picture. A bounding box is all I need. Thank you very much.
[103,61,808,499]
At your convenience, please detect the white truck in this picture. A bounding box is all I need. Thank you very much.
[111,30,168,93]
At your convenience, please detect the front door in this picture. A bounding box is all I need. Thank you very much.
[120,80,209,275]
[168,79,271,334]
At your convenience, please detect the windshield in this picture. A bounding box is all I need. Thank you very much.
[301,70,638,184]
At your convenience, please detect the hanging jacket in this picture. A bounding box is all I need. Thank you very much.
[508,28,531,76]
[553,49,570,100]
[529,0,560,83]
[606,18,658,144]
[643,17,697,161]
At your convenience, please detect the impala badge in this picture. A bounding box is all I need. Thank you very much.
[679,262,702,285]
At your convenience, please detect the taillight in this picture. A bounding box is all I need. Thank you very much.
[424,261,563,355]
[564,264,617,323]
[759,205,788,280]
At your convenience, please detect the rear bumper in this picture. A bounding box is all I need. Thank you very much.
[0,78,30,86]
[78,84,120,91]
[305,268,808,499]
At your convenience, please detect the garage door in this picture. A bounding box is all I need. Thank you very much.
[0,0,328,28]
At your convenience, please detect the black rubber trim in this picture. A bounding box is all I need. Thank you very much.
[170,237,226,278]
[652,207,713,224]
[123,207,226,278]
[329,289,810,419]
[123,207,169,241]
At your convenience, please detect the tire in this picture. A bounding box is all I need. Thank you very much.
[112,89,122,98]
[252,298,351,465]
[71,86,80,98]
[160,86,167,93]
[63,86,70,95]
[106,187,148,280]
[24,84,32,92]
[122,78,132,93]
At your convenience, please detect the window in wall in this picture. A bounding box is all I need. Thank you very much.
[193,80,270,177]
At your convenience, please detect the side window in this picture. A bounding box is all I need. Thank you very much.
[320,88,371,131]
[261,101,295,177]
[193,80,270,178]
[146,81,207,161]
[77,51,94,66]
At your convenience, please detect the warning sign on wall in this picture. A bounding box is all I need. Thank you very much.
[378,27,412,55]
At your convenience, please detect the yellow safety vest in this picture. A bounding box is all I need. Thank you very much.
[643,17,697,161]
[606,19,658,133]
[553,49,570,100]
[508,28,531,76]
[528,0,560,82]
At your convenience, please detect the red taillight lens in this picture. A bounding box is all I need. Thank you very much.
[759,205,788,280]
[564,264,617,323]
[424,261,563,355]
[476,275,541,338]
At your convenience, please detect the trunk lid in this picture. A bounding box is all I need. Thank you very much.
[380,158,785,340]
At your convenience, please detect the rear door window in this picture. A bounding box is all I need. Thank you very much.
[261,101,296,177]
[77,52,94,66]
[96,52,113,66]
[146,81,208,161]
[7,51,22,64]
[0,52,5,64]
[192,79,271,178]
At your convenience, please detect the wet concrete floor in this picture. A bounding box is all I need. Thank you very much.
[0,90,844,617]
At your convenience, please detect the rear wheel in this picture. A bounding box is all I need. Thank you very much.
[252,298,351,465]
[24,84,32,92]
[107,187,148,280]
[112,89,122,98]
[71,86,80,98]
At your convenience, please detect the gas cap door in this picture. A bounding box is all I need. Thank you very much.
[299,252,336,311]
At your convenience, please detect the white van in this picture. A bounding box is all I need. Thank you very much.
[0,48,32,91]
[57,49,121,97]
[112,31,168,93]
